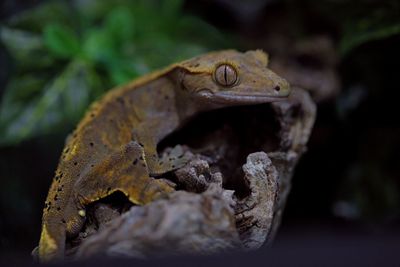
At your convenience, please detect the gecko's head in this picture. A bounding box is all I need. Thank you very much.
[178,50,290,106]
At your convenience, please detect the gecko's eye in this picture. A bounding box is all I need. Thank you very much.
[214,64,238,87]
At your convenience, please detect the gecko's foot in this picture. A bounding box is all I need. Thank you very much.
[155,145,194,174]
[174,157,223,193]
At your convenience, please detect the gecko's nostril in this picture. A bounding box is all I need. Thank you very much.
[274,85,281,92]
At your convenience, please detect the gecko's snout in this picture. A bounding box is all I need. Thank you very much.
[273,78,290,97]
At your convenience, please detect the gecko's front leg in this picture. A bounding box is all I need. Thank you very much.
[73,141,175,209]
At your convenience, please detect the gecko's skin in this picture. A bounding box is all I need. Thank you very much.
[38,50,290,261]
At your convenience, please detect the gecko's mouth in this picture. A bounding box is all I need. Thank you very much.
[196,89,288,104]
[158,103,281,197]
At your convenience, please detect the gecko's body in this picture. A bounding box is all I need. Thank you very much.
[38,50,290,261]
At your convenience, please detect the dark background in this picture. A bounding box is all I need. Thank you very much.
[1,0,399,265]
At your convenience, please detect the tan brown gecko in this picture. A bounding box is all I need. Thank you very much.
[38,49,290,261]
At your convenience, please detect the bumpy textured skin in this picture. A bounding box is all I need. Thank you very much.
[38,50,290,262]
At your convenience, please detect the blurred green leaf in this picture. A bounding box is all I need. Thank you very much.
[105,7,135,43]
[161,0,184,17]
[0,0,230,146]
[308,1,400,56]
[1,27,42,55]
[0,27,53,69]
[0,61,101,145]
[0,75,45,128]
[1,74,47,104]
[82,28,116,62]
[340,22,400,55]
[108,61,140,85]
[7,1,72,32]
[73,0,130,22]
[43,24,81,58]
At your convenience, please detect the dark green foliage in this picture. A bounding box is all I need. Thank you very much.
[338,2,400,55]
[0,0,229,146]
[308,0,400,56]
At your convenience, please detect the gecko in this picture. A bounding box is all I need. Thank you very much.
[38,49,290,261]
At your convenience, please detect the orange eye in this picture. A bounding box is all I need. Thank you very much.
[214,64,237,87]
